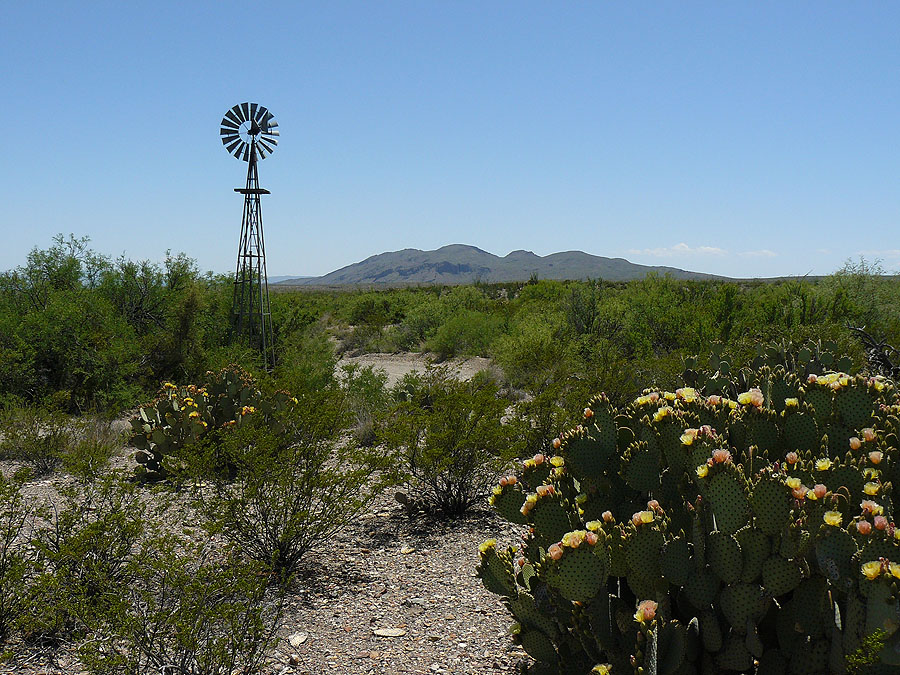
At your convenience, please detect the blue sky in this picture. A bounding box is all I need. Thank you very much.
[1,2,897,278]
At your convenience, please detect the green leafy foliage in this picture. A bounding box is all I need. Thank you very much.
[383,366,524,516]
[185,391,382,583]
[0,471,33,645]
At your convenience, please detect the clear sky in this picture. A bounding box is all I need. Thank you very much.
[2,2,898,278]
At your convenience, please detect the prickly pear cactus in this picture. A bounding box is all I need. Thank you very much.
[127,365,296,480]
[478,367,900,674]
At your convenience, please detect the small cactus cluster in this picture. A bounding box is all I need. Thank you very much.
[128,365,296,480]
[478,367,900,674]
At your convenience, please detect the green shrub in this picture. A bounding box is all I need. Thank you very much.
[426,309,504,359]
[188,401,380,583]
[382,367,523,516]
[0,406,78,475]
[79,536,281,675]
[22,476,148,643]
[0,471,33,646]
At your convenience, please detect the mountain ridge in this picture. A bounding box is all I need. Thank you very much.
[277,244,726,285]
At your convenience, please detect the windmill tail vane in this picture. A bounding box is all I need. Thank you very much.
[220,102,279,369]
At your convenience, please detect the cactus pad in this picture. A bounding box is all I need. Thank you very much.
[518,628,558,665]
[719,583,767,630]
[684,566,719,609]
[622,440,661,492]
[660,535,693,587]
[707,532,743,585]
[783,411,818,453]
[762,556,802,597]
[547,545,608,602]
[750,476,791,536]
[625,525,664,580]
[706,471,750,536]
[835,386,875,430]
[814,528,856,587]
[736,526,768,583]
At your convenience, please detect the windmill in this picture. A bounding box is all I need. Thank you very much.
[219,102,279,369]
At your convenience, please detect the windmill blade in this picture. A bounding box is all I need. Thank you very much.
[258,139,275,155]
[264,117,278,130]
[225,138,244,155]
[257,108,271,127]
[220,119,239,132]
[249,102,259,123]
[220,126,238,136]
[256,144,267,159]
[263,128,280,137]
[221,136,240,149]
[231,104,246,123]
[224,109,242,127]
[241,102,251,122]
[241,144,250,162]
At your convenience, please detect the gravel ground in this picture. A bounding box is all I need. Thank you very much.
[1,463,531,675]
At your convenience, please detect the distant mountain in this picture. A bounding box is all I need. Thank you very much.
[276,244,725,286]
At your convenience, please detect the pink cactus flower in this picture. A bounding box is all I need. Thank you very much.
[869,451,883,465]
[634,600,657,622]
[548,544,563,561]
[814,484,827,499]
[850,437,862,451]
[786,452,799,464]
[863,428,876,443]
[712,449,732,464]
[602,510,614,523]
[792,486,807,499]
[875,516,888,531]
[585,531,599,546]
[533,454,545,465]
[584,408,594,419]
[857,520,872,535]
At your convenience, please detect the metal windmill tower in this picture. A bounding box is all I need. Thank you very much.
[219,103,279,369]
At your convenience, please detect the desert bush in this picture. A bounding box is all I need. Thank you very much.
[339,363,390,447]
[382,367,523,516]
[188,401,380,583]
[0,406,78,475]
[426,309,504,359]
[21,476,149,643]
[0,471,33,646]
[78,536,281,675]
[62,417,121,483]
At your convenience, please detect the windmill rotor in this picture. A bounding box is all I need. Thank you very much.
[220,102,279,161]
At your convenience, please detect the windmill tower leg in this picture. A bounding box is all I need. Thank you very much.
[230,144,275,370]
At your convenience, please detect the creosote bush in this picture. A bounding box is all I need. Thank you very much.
[0,470,33,647]
[78,536,281,675]
[383,366,523,516]
[186,395,382,583]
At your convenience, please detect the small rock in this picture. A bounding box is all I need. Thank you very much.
[373,627,407,637]
[288,653,301,665]
[401,546,415,555]
[288,632,308,647]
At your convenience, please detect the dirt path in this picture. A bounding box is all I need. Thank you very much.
[336,353,497,388]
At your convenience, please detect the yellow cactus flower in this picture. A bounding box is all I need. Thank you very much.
[784,397,799,409]
[550,455,565,467]
[815,458,832,471]
[654,407,672,422]
[478,539,497,555]
[696,464,709,478]
[864,482,880,496]
[890,562,900,580]
[785,477,802,490]
[592,665,612,675]
[861,561,881,580]
[663,392,676,401]
[188,411,200,419]
[639,510,654,524]
[824,511,842,527]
